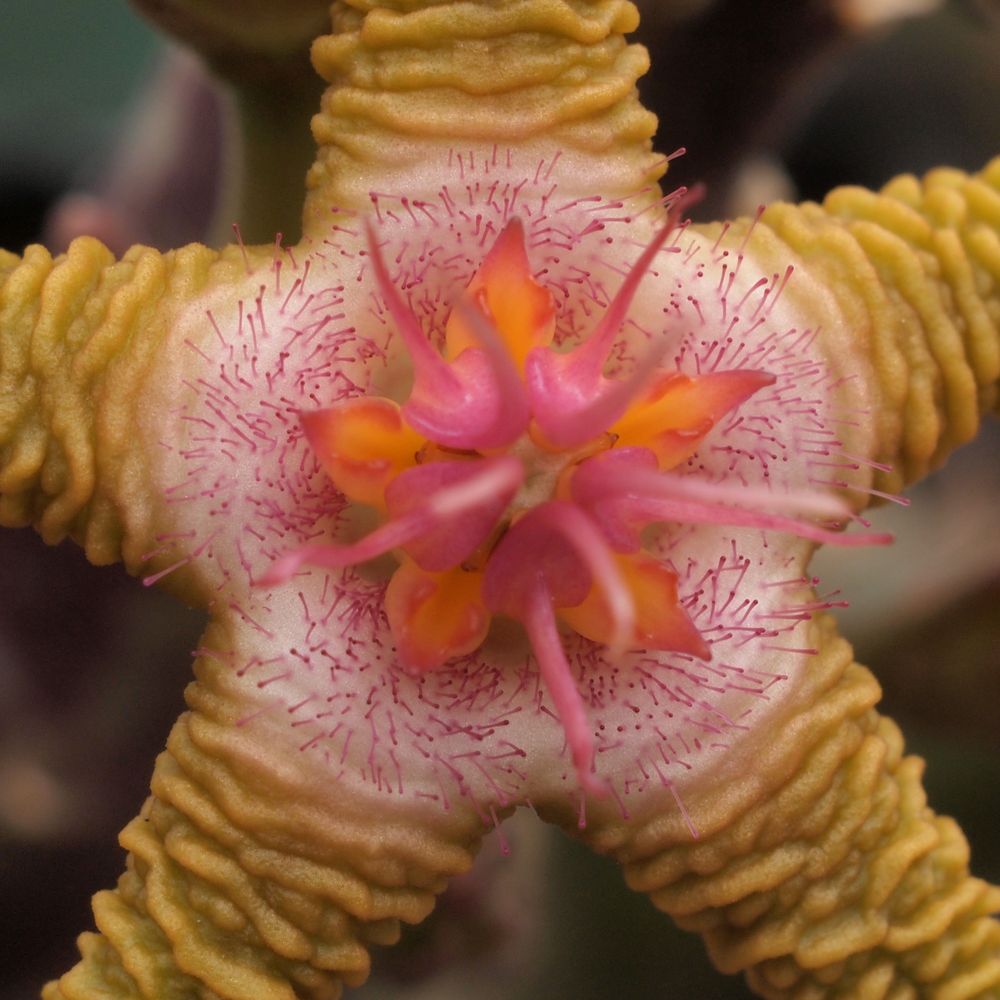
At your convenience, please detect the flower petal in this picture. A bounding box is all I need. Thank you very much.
[609,369,775,470]
[385,561,490,673]
[445,217,555,373]
[559,552,710,660]
[300,398,424,507]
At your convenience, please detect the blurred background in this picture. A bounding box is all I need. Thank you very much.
[1,1,998,997]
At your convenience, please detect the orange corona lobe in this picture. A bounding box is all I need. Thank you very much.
[385,561,490,673]
[263,215,889,795]
[560,553,711,660]
[445,217,556,372]
[301,398,422,507]
[610,369,776,469]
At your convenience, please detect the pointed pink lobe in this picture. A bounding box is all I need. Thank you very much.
[482,501,633,643]
[571,448,894,549]
[481,503,620,797]
[256,455,523,586]
[366,222,529,450]
[385,456,522,571]
[524,221,680,449]
[520,577,610,799]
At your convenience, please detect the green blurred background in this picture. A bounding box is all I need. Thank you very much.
[0,3,158,251]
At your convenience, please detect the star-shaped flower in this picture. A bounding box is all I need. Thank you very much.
[1,2,999,999]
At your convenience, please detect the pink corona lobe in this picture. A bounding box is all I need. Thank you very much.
[260,214,891,796]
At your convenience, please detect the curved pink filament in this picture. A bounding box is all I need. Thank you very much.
[559,218,682,380]
[366,222,529,450]
[255,513,432,587]
[574,448,857,519]
[634,472,857,520]
[484,501,635,658]
[525,220,683,448]
[257,457,523,586]
[366,220,460,399]
[575,461,894,549]
[520,575,609,799]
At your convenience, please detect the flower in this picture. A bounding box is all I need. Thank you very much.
[131,149,895,830]
[256,211,890,800]
[2,2,999,998]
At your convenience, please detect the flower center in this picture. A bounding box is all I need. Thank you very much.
[259,214,891,798]
[506,434,609,518]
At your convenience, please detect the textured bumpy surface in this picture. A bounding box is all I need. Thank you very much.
[305,0,661,225]
[42,622,484,1000]
[764,159,1000,493]
[586,615,1000,999]
[0,238,257,568]
[577,159,1000,1000]
[568,162,1000,997]
[15,164,999,998]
